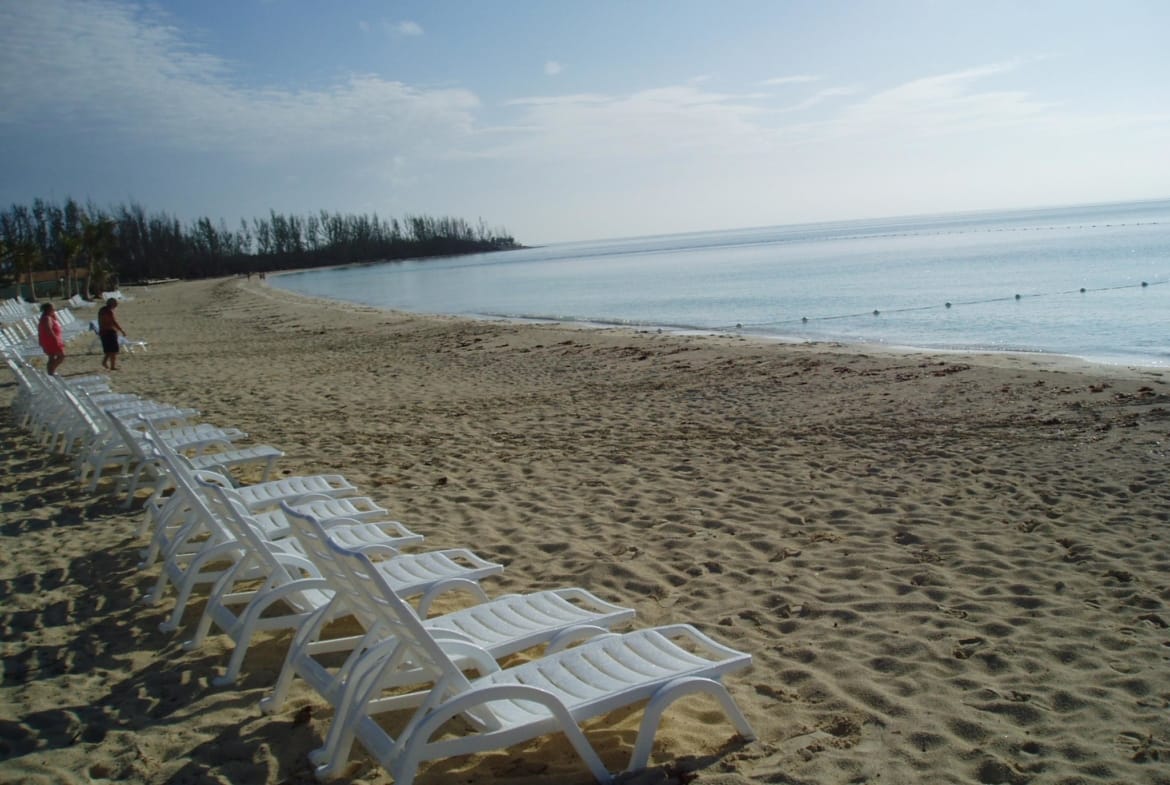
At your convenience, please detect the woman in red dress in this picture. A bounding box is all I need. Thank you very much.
[37,302,66,375]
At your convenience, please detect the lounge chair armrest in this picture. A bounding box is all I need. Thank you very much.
[285,492,335,507]
[651,623,755,663]
[409,684,575,748]
[552,587,635,617]
[433,639,501,676]
[545,627,623,653]
[253,576,332,603]
[271,552,325,579]
[192,469,234,488]
[440,548,502,570]
[164,537,238,563]
[354,542,404,560]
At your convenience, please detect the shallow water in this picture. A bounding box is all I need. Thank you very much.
[273,198,1170,367]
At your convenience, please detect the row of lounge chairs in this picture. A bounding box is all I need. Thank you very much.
[3,355,755,783]
[2,301,88,351]
[66,290,131,308]
[2,296,37,320]
[2,294,119,321]
[1,298,147,357]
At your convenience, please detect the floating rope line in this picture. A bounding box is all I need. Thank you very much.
[722,279,1167,332]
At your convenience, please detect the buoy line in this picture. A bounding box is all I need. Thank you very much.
[721,279,1166,332]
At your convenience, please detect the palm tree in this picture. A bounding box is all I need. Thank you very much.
[0,238,12,292]
[12,241,42,301]
[60,230,83,299]
[81,215,117,296]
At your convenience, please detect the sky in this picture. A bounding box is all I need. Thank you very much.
[1,1,1169,245]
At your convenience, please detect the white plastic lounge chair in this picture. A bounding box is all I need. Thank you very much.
[53,307,90,340]
[104,411,283,509]
[2,357,74,430]
[143,464,362,542]
[0,325,42,360]
[135,417,388,569]
[141,476,383,640]
[121,335,148,353]
[300,534,755,784]
[181,480,333,685]
[248,496,423,550]
[31,375,194,459]
[5,360,112,439]
[134,421,497,648]
[74,396,246,492]
[195,476,427,564]
[134,425,396,629]
[139,489,417,572]
[139,418,362,525]
[181,478,504,685]
[260,504,635,740]
[87,320,148,354]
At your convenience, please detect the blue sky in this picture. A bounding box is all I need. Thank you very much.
[1,1,1168,245]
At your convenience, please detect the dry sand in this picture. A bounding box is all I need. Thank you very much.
[2,276,1169,785]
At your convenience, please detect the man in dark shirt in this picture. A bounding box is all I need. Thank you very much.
[97,298,127,370]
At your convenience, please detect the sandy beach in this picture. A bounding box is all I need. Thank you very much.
[3,276,1169,785]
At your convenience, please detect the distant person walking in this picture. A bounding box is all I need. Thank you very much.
[37,302,66,375]
[98,297,127,371]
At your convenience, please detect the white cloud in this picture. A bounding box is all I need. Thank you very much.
[0,0,471,161]
[494,85,769,162]
[0,3,1112,172]
[760,75,820,86]
[779,86,858,113]
[831,61,1053,137]
[487,58,1170,182]
[5,1,1154,191]
[393,20,424,36]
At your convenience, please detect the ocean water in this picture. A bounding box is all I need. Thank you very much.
[272,199,1170,367]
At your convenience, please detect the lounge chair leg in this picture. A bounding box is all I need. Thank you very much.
[159,580,198,631]
[628,677,756,773]
[143,570,171,607]
[416,578,490,618]
[183,604,216,650]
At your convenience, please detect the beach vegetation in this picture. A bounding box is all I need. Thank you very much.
[0,197,519,296]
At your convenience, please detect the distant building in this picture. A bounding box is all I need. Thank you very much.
[0,268,91,301]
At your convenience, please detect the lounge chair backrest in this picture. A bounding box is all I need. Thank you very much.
[4,356,28,388]
[195,477,296,581]
[58,384,106,443]
[5,357,38,425]
[105,408,154,462]
[4,355,34,391]
[278,503,402,634]
[282,504,504,746]
[138,423,238,542]
[321,529,489,729]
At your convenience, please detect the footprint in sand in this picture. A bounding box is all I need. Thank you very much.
[952,636,986,659]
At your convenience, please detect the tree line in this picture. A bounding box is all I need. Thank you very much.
[0,197,519,298]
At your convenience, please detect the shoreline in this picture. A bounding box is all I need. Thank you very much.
[262,269,1170,377]
[3,276,1169,784]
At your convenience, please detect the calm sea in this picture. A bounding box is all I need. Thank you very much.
[272,199,1170,368]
